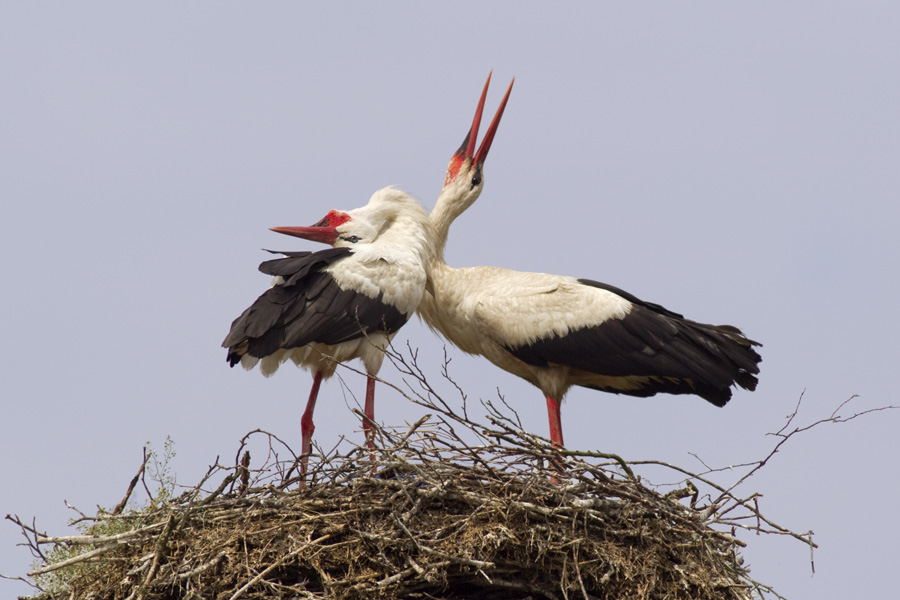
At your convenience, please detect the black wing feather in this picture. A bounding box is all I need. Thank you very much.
[224,248,408,366]
[505,279,761,406]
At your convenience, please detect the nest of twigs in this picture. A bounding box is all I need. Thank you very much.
[11,350,826,600]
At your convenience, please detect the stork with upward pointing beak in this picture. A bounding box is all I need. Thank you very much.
[419,74,761,449]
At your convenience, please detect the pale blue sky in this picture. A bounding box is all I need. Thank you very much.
[2,3,898,598]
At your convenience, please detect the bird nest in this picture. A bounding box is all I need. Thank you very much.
[11,352,826,600]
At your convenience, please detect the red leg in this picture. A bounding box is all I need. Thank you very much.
[363,376,376,461]
[300,371,324,477]
[545,395,565,483]
[545,395,565,447]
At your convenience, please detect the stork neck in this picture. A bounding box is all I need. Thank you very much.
[430,181,478,261]
[429,204,454,260]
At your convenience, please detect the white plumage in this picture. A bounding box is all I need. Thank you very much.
[224,187,435,474]
[421,266,636,400]
[418,75,761,448]
[225,74,761,473]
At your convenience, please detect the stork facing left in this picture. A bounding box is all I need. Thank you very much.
[223,188,435,476]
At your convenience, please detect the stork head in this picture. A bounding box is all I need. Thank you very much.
[270,209,351,246]
[271,187,435,259]
[432,73,514,247]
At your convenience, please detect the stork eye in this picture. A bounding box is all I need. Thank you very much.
[342,235,360,243]
[471,171,483,188]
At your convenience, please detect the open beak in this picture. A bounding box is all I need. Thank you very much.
[473,75,513,165]
[270,210,351,246]
[446,72,514,185]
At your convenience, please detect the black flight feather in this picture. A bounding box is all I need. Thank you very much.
[504,279,762,406]
[224,248,408,366]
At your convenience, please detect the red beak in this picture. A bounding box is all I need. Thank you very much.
[446,72,514,185]
[269,225,339,245]
[473,76,513,165]
[270,209,351,246]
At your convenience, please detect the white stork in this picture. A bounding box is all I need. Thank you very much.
[223,187,435,474]
[419,75,762,448]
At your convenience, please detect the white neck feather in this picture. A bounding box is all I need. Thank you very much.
[430,176,481,262]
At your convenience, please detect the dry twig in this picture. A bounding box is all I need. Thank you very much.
[6,348,893,600]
